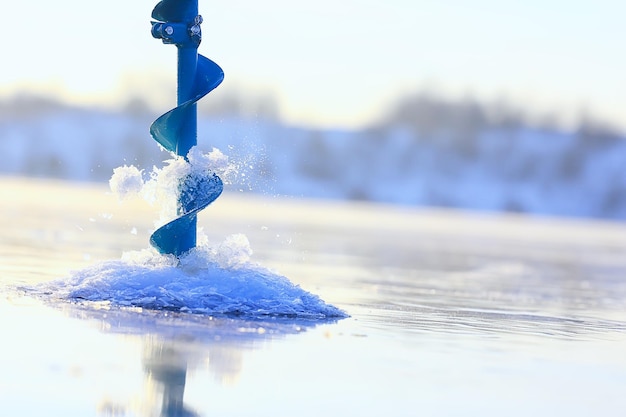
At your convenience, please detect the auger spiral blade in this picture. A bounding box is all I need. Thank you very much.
[149,0,224,257]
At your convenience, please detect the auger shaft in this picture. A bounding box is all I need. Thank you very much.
[177,45,198,157]
[175,42,200,253]
[149,0,224,256]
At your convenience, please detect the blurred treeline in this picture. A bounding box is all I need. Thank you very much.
[1,91,625,219]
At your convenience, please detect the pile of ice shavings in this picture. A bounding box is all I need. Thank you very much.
[45,234,345,318]
[48,147,346,319]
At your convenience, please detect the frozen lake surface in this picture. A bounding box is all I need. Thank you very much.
[1,177,626,416]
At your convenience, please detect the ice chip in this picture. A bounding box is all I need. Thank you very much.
[209,234,253,269]
[109,165,144,200]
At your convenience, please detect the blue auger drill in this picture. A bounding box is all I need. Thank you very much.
[149,0,224,257]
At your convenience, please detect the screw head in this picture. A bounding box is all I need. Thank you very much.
[164,26,174,36]
[190,24,201,36]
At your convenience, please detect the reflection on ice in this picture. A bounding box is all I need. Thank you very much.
[142,340,197,417]
[23,296,329,417]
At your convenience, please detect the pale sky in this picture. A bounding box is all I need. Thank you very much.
[2,0,625,130]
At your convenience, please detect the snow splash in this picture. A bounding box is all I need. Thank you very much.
[35,148,346,319]
[110,147,232,228]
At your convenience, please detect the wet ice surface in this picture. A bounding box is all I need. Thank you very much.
[2,177,626,416]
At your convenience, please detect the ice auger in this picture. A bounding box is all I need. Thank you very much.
[149,0,224,256]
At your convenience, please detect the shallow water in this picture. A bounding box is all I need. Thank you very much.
[1,177,626,416]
